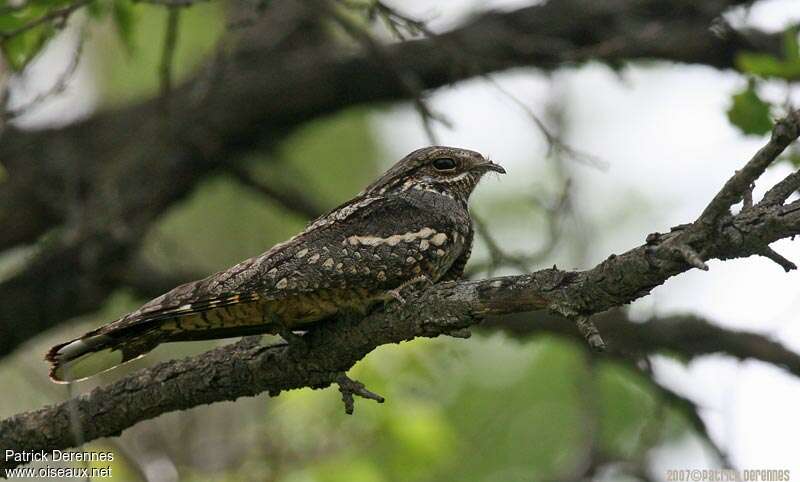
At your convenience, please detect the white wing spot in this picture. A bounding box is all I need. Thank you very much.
[276,278,289,289]
[346,227,436,247]
[323,258,335,268]
[296,248,309,258]
[431,233,448,246]
[308,253,321,264]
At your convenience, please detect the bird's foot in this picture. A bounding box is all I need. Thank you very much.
[335,373,385,415]
[383,275,433,305]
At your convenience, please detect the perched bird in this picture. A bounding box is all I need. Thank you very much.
[47,146,505,382]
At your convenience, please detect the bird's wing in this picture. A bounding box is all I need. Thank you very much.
[100,191,461,331]
[46,193,465,382]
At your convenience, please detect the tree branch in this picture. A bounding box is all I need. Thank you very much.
[2,111,800,469]
[0,0,787,357]
[227,165,326,219]
[483,309,800,378]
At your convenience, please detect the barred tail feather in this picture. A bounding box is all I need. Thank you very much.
[46,331,156,383]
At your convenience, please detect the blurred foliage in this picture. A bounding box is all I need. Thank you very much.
[93,1,224,106]
[141,108,381,273]
[726,80,773,136]
[0,0,59,70]
[728,28,800,138]
[0,1,737,480]
[736,28,800,82]
[0,0,128,71]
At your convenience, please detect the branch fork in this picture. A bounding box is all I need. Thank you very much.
[336,373,385,415]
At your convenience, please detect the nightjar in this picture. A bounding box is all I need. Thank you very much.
[47,146,505,382]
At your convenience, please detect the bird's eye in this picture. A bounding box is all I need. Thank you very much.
[432,158,457,171]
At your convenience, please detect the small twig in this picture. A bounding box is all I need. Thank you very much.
[648,112,800,273]
[413,96,442,145]
[624,359,732,468]
[761,170,800,206]
[575,315,606,352]
[672,243,709,271]
[335,373,385,415]
[0,0,90,42]
[340,0,433,41]
[472,215,531,275]
[487,76,607,169]
[469,179,572,276]
[759,246,797,272]
[0,3,30,15]
[316,0,449,143]
[699,110,800,225]
[372,1,432,39]
[159,6,181,103]
[742,181,754,209]
[5,26,86,120]
[227,164,325,219]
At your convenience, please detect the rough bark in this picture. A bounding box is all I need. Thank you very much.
[1,111,798,471]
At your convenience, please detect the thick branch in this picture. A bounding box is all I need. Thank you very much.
[484,309,800,378]
[0,0,785,356]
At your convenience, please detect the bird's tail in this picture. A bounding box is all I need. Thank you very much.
[45,324,160,383]
[46,317,278,382]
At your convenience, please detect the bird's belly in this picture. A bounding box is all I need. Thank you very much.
[163,229,466,335]
[158,288,375,336]
[160,301,267,333]
[268,287,375,326]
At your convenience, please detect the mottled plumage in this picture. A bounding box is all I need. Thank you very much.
[46,146,504,382]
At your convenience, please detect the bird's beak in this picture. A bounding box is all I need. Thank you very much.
[478,160,506,174]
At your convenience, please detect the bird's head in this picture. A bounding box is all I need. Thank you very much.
[365,146,505,201]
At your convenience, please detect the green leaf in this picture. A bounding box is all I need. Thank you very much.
[111,0,136,53]
[0,1,90,70]
[1,22,54,70]
[727,82,773,136]
[85,0,109,18]
[737,53,793,79]
[0,5,43,33]
[735,28,800,80]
